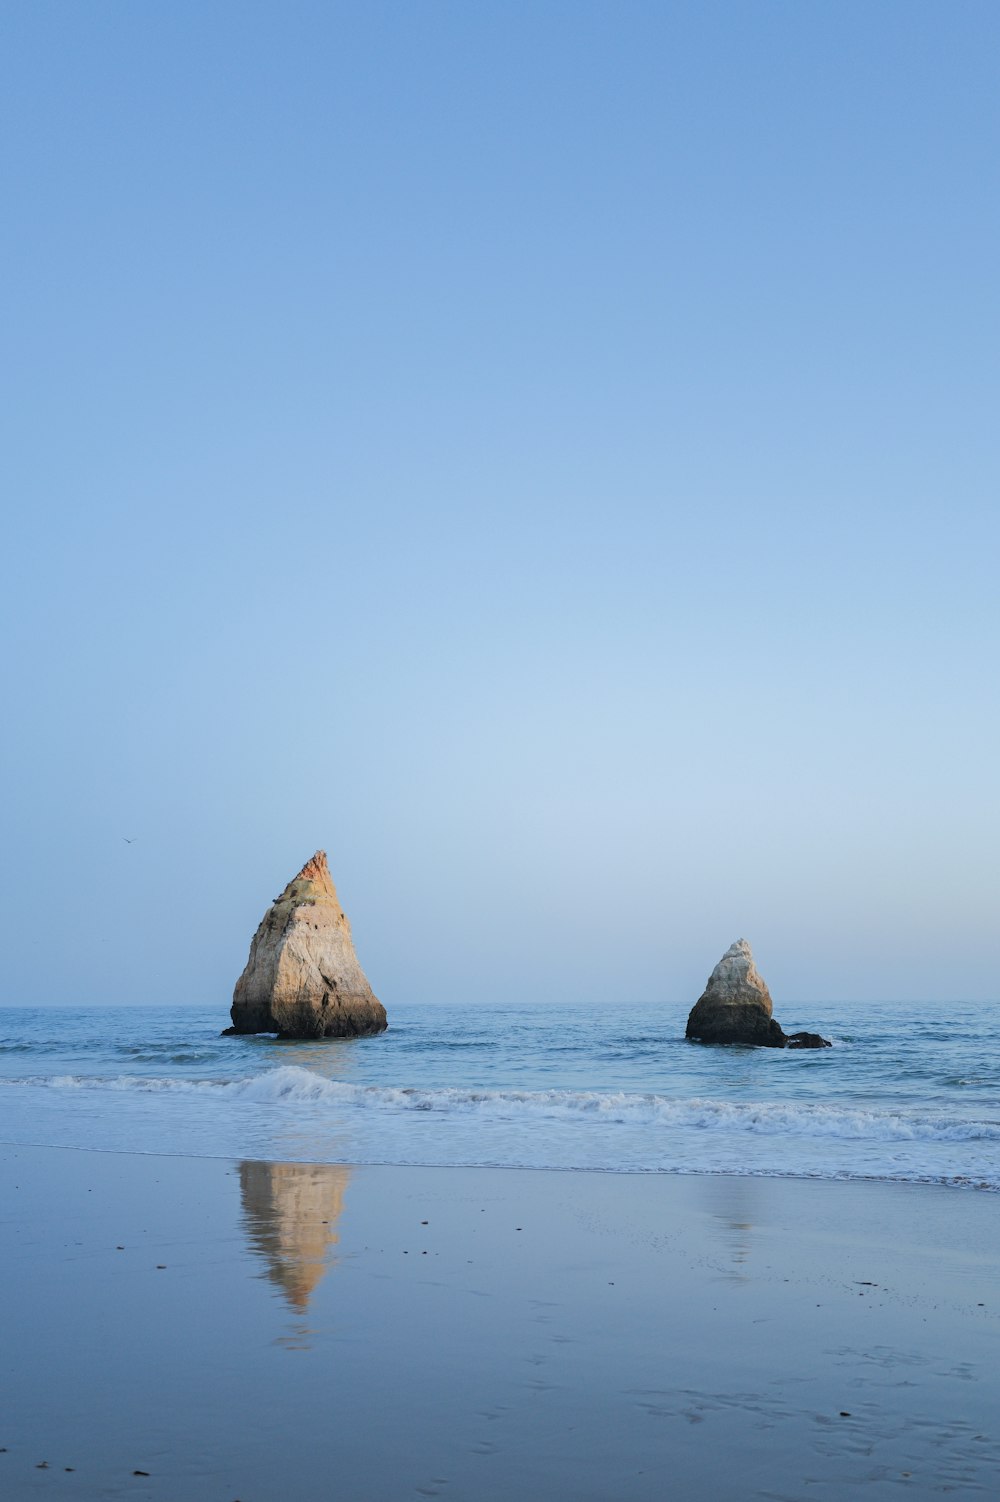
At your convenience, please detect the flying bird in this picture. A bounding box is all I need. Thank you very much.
[122,837,137,844]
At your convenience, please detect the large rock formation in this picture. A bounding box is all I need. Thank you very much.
[226,851,387,1039]
[685,939,830,1049]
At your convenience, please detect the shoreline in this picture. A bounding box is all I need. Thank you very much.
[2,1134,996,1194]
[3,1144,999,1499]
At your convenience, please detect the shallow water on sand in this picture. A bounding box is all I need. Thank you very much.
[2,1149,998,1502]
[0,1000,997,1187]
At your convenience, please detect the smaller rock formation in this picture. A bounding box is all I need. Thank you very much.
[784,1030,831,1050]
[225,851,387,1039]
[685,939,830,1049]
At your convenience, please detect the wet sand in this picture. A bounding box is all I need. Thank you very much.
[1,1145,997,1500]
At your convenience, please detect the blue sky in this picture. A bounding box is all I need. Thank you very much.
[2,1,997,1007]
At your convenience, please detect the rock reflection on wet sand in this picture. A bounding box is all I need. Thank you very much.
[704,1175,759,1281]
[238,1160,351,1312]
[2,1149,998,1501]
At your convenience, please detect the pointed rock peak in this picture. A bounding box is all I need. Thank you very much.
[706,938,768,997]
[296,850,333,886]
[277,850,338,905]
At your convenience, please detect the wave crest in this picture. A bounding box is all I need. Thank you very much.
[9,1065,1000,1145]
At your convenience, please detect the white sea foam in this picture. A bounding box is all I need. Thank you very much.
[11,1066,1000,1145]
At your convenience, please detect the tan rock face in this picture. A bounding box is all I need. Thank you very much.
[227,851,387,1038]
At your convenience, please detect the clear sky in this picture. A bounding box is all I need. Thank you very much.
[2,1,997,1008]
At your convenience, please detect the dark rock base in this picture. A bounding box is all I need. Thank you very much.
[685,1024,831,1049]
[224,994,388,1040]
[685,1000,786,1048]
[685,1006,830,1050]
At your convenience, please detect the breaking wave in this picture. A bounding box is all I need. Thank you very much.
[11,1066,1000,1145]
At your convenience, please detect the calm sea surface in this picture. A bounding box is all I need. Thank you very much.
[0,1001,997,1188]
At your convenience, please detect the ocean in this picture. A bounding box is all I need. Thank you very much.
[0,1000,997,1189]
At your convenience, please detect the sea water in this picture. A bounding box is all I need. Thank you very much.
[0,1001,997,1188]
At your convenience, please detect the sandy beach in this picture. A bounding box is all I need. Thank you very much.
[1,1145,997,1500]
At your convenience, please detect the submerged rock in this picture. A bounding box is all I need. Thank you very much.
[685,939,830,1049]
[225,851,387,1039]
[784,1030,831,1050]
